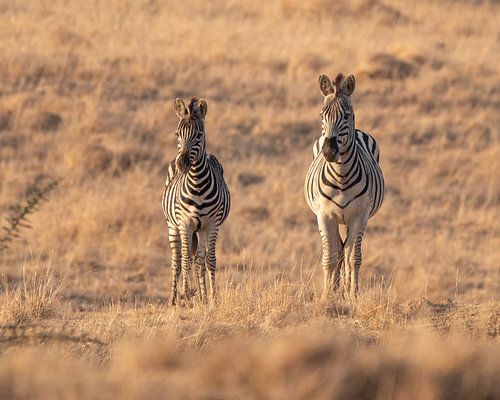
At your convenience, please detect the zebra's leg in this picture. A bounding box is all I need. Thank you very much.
[195,232,208,303]
[342,226,351,296]
[344,212,368,299]
[205,227,219,304]
[338,224,348,293]
[317,215,342,300]
[343,261,350,297]
[179,225,193,303]
[168,224,181,306]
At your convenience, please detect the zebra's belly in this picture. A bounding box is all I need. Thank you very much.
[315,188,372,223]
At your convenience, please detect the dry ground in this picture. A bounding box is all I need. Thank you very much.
[0,0,499,398]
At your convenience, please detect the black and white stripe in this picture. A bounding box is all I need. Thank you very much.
[162,98,230,305]
[304,73,384,298]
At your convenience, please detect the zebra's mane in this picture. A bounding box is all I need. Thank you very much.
[333,73,344,91]
[321,90,351,114]
[185,97,205,120]
[187,97,198,112]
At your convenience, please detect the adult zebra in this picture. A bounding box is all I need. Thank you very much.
[304,73,384,299]
[162,98,230,305]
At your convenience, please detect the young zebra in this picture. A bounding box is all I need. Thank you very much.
[304,73,384,299]
[162,98,230,305]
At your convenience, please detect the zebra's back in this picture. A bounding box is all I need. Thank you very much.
[207,154,231,225]
[162,158,177,220]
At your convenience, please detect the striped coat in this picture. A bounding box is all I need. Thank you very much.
[162,98,230,305]
[304,73,384,298]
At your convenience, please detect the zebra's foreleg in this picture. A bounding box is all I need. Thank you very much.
[206,227,219,304]
[344,212,368,299]
[168,224,181,306]
[179,225,193,303]
[317,215,343,299]
[195,232,208,303]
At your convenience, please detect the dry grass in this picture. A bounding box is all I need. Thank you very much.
[0,331,499,400]
[0,0,499,398]
[0,263,63,324]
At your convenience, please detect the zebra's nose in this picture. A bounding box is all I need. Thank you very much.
[322,137,339,162]
[332,138,339,153]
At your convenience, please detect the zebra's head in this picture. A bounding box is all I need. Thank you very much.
[173,97,208,173]
[318,73,356,162]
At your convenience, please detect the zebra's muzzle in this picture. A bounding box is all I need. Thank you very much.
[322,137,339,162]
[176,152,191,174]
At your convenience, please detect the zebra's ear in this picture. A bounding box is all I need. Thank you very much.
[340,74,356,97]
[196,98,208,118]
[174,98,189,118]
[319,74,334,97]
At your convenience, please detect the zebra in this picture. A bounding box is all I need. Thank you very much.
[304,73,384,299]
[162,97,231,305]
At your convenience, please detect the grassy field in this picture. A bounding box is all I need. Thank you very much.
[0,0,499,398]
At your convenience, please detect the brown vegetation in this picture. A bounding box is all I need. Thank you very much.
[0,0,499,398]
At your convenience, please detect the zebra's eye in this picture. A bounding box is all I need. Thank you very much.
[343,113,350,121]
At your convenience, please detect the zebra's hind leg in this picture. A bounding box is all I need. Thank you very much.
[342,227,351,297]
[342,259,350,297]
[194,232,208,303]
[168,224,181,306]
[344,211,368,299]
[206,227,219,304]
[317,215,343,300]
[338,224,348,296]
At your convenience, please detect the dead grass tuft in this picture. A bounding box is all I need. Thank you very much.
[0,264,63,324]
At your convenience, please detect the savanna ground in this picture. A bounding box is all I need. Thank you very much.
[0,0,499,398]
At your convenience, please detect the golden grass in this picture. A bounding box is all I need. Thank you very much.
[0,0,499,398]
[0,330,499,400]
[1,263,63,324]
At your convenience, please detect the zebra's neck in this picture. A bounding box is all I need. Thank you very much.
[188,151,208,177]
[329,130,357,179]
